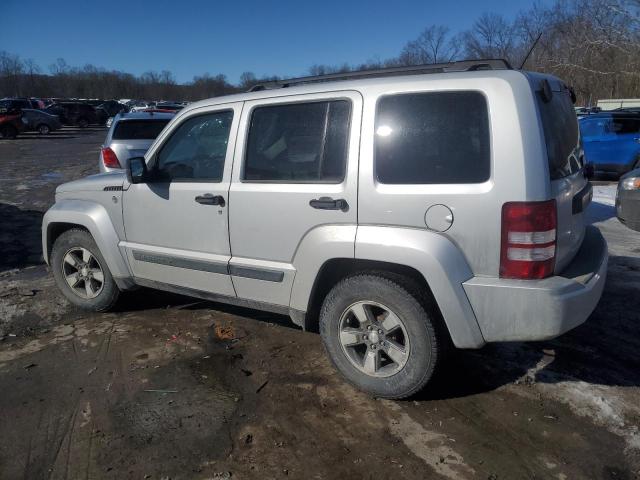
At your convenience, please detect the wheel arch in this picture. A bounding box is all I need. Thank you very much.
[290,225,486,349]
[43,200,132,283]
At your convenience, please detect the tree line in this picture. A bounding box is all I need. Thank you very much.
[1,0,639,106]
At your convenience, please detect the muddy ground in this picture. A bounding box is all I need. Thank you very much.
[0,128,639,479]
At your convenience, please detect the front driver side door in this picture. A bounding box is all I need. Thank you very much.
[121,104,242,296]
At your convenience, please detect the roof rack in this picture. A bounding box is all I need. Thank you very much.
[249,59,512,92]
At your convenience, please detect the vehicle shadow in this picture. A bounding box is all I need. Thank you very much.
[0,203,44,272]
[418,253,640,400]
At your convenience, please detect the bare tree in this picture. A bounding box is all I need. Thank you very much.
[399,25,461,64]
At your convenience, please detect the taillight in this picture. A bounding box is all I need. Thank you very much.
[500,200,557,279]
[101,147,121,168]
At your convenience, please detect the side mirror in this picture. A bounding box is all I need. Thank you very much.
[127,157,148,184]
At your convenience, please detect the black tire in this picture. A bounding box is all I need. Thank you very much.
[77,117,89,128]
[37,123,51,135]
[0,125,18,139]
[319,273,445,399]
[50,229,120,312]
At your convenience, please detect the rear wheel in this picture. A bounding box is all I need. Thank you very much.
[319,273,444,399]
[37,123,51,135]
[77,117,89,128]
[0,125,18,139]
[50,229,120,311]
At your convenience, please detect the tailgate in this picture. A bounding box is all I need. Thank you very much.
[530,73,589,272]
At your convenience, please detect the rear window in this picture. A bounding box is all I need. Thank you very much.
[113,119,170,140]
[536,85,581,180]
[375,91,490,184]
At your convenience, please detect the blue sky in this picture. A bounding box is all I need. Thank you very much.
[2,0,544,84]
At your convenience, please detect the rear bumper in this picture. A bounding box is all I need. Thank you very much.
[592,162,633,176]
[463,226,607,342]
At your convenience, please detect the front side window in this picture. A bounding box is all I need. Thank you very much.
[243,100,351,182]
[155,111,233,181]
[375,91,490,184]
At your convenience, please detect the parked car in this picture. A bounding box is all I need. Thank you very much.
[0,97,44,111]
[21,109,62,134]
[99,112,174,172]
[98,100,129,118]
[42,60,607,399]
[154,102,184,112]
[580,113,640,177]
[44,102,107,127]
[0,108,25,139]
[616,167,640,231]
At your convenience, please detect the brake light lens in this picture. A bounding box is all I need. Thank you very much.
[101,147,121,168]
[500,200,557,279]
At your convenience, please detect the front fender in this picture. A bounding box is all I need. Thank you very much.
[355,226,485,349]
[42,199,132,281]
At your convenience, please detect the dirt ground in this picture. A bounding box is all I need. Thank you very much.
[0,128,639,480]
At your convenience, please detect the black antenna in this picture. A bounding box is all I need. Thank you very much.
[519,32,543,70]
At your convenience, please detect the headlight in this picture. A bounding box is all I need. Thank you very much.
[621,177,640,190]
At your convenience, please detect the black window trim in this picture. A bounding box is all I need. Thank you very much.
[240,97,353,185]
[373,89,492,186]
[148,108,235,184]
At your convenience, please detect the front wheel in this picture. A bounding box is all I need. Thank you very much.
[320,273,445,399]
[50,229,120,311]
[37,123,51,135]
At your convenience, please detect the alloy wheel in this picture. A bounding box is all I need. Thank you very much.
[338,300,410,377]
[61,247,105,299]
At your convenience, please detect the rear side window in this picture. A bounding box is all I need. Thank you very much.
[113,120,170,140]
[244,100,351,183]
[375,91,490,184]
[610,117,640,135]
[536,86,581,180]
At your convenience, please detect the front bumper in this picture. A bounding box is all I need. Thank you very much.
[616,188,640,232]
[463,226,608,342]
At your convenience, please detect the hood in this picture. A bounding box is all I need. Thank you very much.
[56,171,126,194]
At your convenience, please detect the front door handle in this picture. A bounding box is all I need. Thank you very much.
[195,194,225,206]
[309,197,349,211]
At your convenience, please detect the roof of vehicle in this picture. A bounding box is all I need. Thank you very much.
[178,59,551,115]
[112,111,175,122]
[579,112,640,120]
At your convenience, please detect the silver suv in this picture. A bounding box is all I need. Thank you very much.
[42,60,607,399]
[99,111,174,172]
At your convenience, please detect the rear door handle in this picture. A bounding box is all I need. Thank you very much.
[195,194,225,206]
[309,197,349,211]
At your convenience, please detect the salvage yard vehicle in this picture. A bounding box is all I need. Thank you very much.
[580,112,640,177]
[616,167,640,231]
[21,108,62,134]
[0,107,26,139]
[45,102,107,127]
[42,60,608,399]
[99,111,174,172]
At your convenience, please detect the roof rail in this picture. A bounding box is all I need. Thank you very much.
[248,59,512,92]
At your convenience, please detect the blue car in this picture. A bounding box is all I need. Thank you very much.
[580,113,640,176]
